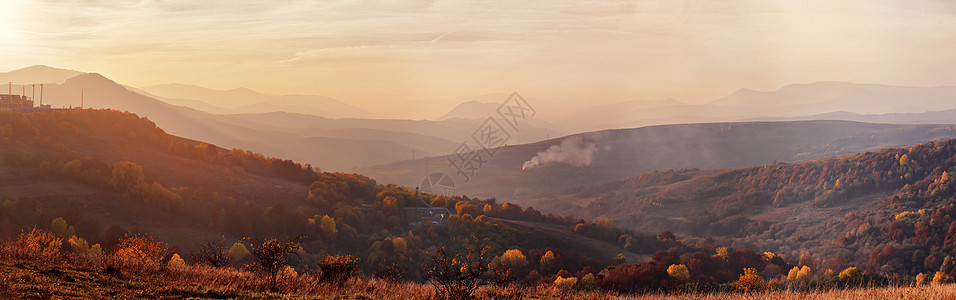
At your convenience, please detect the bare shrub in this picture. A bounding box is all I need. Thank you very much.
[318,254,360,286]
[373,260,407,282]
[189,238,231,268]
[246,235,304,290]
[424,241,490,300]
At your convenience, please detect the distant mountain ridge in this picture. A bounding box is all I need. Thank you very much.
[141,83,377,119]
[437,100,499,120]
[27,71,560,171]
[557,81,956,132]
[0,65,84,85]
[34,75,457,171]
[9,65,956,176]
[711,81,956,111]
[746,108,956,125]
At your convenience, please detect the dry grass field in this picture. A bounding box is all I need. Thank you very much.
[624,285,956,300]
[2,241,954,300]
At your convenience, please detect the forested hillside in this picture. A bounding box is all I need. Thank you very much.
[3,109,763,293]
[361,121,956,206]
[532,137,956,278]
[8,109,956,297]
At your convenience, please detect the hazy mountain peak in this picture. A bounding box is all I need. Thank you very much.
[437,100,500,120]
[66,72,111,82]
[140,83,374,118]
[18,65,81,73]
[727,87,764,96]
[143,83,237,93]
[146,83,201,89]
[64,73,126,92]
[227,87,259,94]
[714,81,895,107]
[774,81,863,94]
[0,65,85,84]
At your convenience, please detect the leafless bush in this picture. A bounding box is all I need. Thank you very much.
[189,238,231,268]
[318,254,360,286]
[246,235,304,290]
[424,241,491,300]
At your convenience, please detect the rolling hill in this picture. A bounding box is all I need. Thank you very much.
[524,138,956,277]
[5,109,956,296]
[0,108,675,281]
[359,121,956,207]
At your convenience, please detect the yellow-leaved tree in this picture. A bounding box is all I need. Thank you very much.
[499,249,529,270]
[796,266,812,281]
[735,268,765,292]
[932,271,946,285]
[716,247,729,260]
[17,228,62,253]
[228,241,249,261]
[539,250,557,274]
[114,233,166,264]
[168,253,186,269]
[838,267,863,286]
[319,215,338,241]
[787,266,799,281]
[667,264,690,282]
[553,276,578,293]
[109,161,144,191]
[51,217,75,236]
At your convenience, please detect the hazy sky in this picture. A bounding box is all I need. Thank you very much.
[2,0,956,108]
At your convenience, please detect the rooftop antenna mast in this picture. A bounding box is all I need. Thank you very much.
[415,187,422,222]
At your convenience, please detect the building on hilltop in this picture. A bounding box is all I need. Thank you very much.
[0,94,34,112]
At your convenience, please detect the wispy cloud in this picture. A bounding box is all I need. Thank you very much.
[3,0,955,108]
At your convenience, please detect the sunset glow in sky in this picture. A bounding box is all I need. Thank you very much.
[3,0,956,109]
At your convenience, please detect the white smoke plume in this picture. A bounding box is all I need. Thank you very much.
[521,133,608,170]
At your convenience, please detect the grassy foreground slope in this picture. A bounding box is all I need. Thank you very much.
[2,242,954,300]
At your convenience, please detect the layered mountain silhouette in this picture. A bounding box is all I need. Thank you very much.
[140,83,377,119]
[17,69,558,171]
[554,82,956,132]
[7,65,956,178]
[0,65,84,85]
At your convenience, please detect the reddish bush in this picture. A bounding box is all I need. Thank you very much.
[597,262,671,293]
